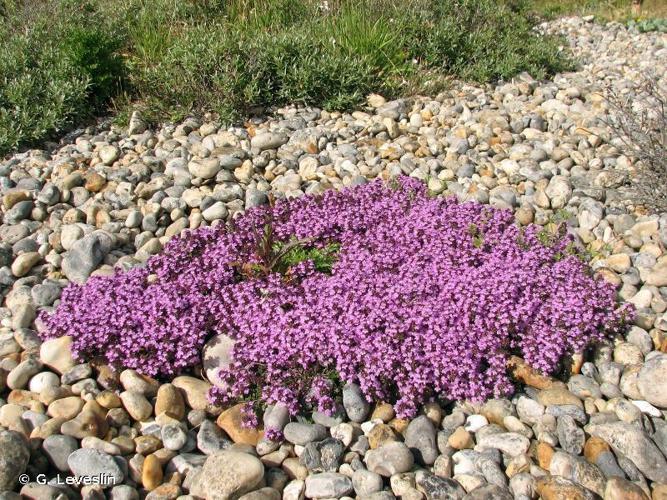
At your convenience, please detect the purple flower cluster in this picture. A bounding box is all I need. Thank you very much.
[40,177,630,418]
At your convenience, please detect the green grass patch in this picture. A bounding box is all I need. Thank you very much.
[1,0,572,156]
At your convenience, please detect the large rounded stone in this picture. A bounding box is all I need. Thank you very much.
[190,451,264,499]
[40,336,75,375]
[364,442,414,476]
[585,421,667,483]
[202,334,236,387]
[304,473,353,498]
[404,415,438,465]
[0,431,30,491]
[342,383,370,423]
[67,448,124,488]
[637,353,667,408]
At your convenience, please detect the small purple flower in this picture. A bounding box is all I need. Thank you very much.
[39,177,631,419]
[264,427,284,442]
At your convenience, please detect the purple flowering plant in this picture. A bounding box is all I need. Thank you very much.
[39,177,631,418]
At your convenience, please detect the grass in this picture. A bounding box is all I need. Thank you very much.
[0,0,573,156]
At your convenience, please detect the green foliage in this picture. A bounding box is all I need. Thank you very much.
[627,18,667,33]
[0,0,124,154]
[274,242,341,275]
[1,0,571,156]
[398,0,571,81]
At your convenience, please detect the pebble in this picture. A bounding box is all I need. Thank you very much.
[475,432,530,457]
[604,477,650,500]
[415,471,466,499]
[39,336,75,374]
[142,454,163,491]
[42,434,79,471]
[585,421,667,483]
[404,415,438,465]
[352,469,383,496]
[464,414,488,432]
[251,133,288,152]
[6,357,41,390]
[216,403,263,445]
[190,451,264,499]
[341,383,371,423]
[304,472,353,498]
[172,376,212,411]
[637,353,667,408]
[61,234,106,283]
[364,442,414,476]
[10,252,41,277]
[556,415,585,454]
[284,422,328,446]
[0,430,31,491]
[154,383,185,420]
[161,424,188,451]
[47,396,84,419]
[67,448,125,488]
[120,391,153,421]
[99,145,120,165]
[197,418,230,455]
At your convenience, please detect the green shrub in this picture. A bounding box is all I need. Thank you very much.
[397,0,570,81]
[0,0,124,155]
[132,20,396,123]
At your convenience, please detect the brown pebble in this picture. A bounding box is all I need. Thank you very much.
[584,436,610,463]
[142,454,163,491]
[367,423,398,449]
[388,418,409,435]
[135,435,163,455]
[216,403,263,446]
[536,442,554,470]
[371,402,395,423]
[448,427,474,450]
[155,383,185,421]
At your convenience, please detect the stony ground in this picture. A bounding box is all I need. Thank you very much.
[1,16,667,500]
